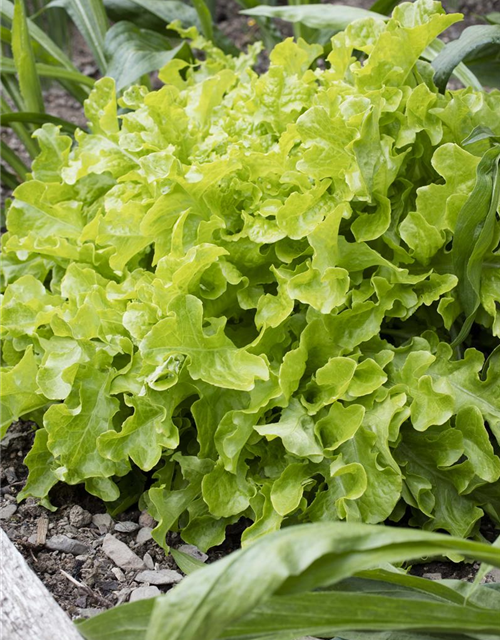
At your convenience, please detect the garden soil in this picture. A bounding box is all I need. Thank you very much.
[1,0,500,621]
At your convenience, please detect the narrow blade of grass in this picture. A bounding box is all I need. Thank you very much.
[0,165,21,189]
[1,56,95,87]
[191,0,214,42]
[432,25,500,92]
[12,0,45,113]
[1,0,80,72]
[0,94,39,159]
[45,0,108,73]
[0,139,29,180]
[1,111,79,133]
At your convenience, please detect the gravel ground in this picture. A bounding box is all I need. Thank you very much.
[2,421,498,621]
[0,421,246,617]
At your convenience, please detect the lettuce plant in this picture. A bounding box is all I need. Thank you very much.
[1,0,500,552]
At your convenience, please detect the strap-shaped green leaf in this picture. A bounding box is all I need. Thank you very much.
[192,0,214,42]
[123,0,198,26]
[422,38,482,91]
[0,56,95,87]
[0,139,29,180]
[432,25,500,92]
[0,0,76,71]
[0,93,39,159]
[104,22,190,91]
[46,0,108,73]
[240,4,388,30]
[77,523,500,640]
[12,0,44,113]
[170,548,207,575]
[1,111,79,132]
[1,164,20,189]
[369,0,402,15]
[452,136,500,346]
[222,591,500,638]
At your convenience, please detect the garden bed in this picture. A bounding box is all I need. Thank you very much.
[1,419,499,621]
[0,421,245,618]
[1,0,500,631]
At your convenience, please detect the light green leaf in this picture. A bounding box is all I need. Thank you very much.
[17,428,58,509]
[202,459,254,517]
[255,399,323,462]
[44,366,123,486]
[0,347,48,437]
[140,295,268,391]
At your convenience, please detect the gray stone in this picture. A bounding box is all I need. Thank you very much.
[422,572,442,581]
[111,567,126,582]
[77,608,105,619]
[143,552,154,570]
[102,534,145,571]
[138,511,156,528]
[69,505,92,528]
[92,513,113,533]
[489,568,500,582]
[0,504,17,520]
[135,569,183,586]
[46,534,90,555]
[177,544,208,562]
[136,527,153,544]
[114,521,139,533]
[114,587,132,605]
[129,586,161,602]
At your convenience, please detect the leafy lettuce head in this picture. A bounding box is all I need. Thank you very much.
[2,0,500,550]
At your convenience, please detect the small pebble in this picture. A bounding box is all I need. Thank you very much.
[488,568,500,582]
[422,572,442,581]
[102,534,145,571]
[27,533,39,546]
[138,511,156,528]
[136,569,183,586]
[143,552,155,570]
[5,467,17,484]
[114,521,139,533]
[69,505,92,528]
[97,579,120,592]
[46,534,90,555]
[129,586,161,602]
[77,608,105,619]
[177,544,208,562]
[111,567,126,582]
[0,504,17,520]
[136,527,153,544]
[92,513,114,533]
[115,587,132,605]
